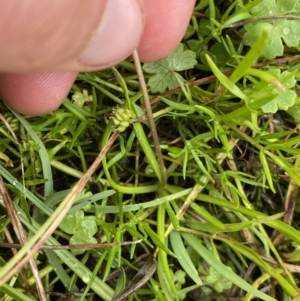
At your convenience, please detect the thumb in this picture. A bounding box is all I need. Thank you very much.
[0,0,144,72]
[0,0,144,116]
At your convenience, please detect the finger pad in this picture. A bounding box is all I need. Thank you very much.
[0,72,77,116]
[138,0,195,62]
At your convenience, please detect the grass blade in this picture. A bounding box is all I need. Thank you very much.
[182,232,276,301]
[229,31,269,83]
[170,231,203,285]
[12,111,53,198]
[205,54,248,101]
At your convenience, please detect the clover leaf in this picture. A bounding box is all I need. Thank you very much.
[69,218,98,255]
[59,210,98,255]
[243,0,300,59]
[204,267,233,293]
[143,44,197,93]
[59,210,84,235]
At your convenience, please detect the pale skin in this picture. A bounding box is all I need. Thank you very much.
[0,0,196,116]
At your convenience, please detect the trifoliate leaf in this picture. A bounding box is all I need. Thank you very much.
[243,0,300,59]
[59,210,84,234]
[70,230,97,255]
[143,44,197,93]
[70,217,98,255]
[78,218,97,237]
[59,210,98,255]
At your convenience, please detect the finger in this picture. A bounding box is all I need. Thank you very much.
[0,0,144,116]
[0,72,77,116]
[137,0,196,62]
[0,0,195,116]
[0,0,144,72]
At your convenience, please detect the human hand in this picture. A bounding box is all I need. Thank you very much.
[0,0,195,116]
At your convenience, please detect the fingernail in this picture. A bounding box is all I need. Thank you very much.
[78,0,143,67]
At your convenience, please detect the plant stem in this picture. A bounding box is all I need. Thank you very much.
[132,50,167,186]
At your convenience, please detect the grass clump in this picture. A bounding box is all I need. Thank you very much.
[1,0,300,300]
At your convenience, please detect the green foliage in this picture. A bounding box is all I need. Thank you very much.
[182,233,276,301]
[143,44,197,93]
[170,269,187,300]
[250,69,297,113]
[170,231,203,286]
[72,89,93,107]
[206,47,297,115]
[204,266,233,293]
[243,0,300,59]
[287,104,300,122]
[59,209,97,255]
[2,1,300,301]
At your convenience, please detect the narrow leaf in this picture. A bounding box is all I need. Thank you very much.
[142,223,176,257]
[170,231,203,285]
[259,150,275,193]
[205,54,248,101]
[229,31,269,83]
[182,233,276,301]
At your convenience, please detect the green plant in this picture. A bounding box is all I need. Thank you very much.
[1,1,300,301]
